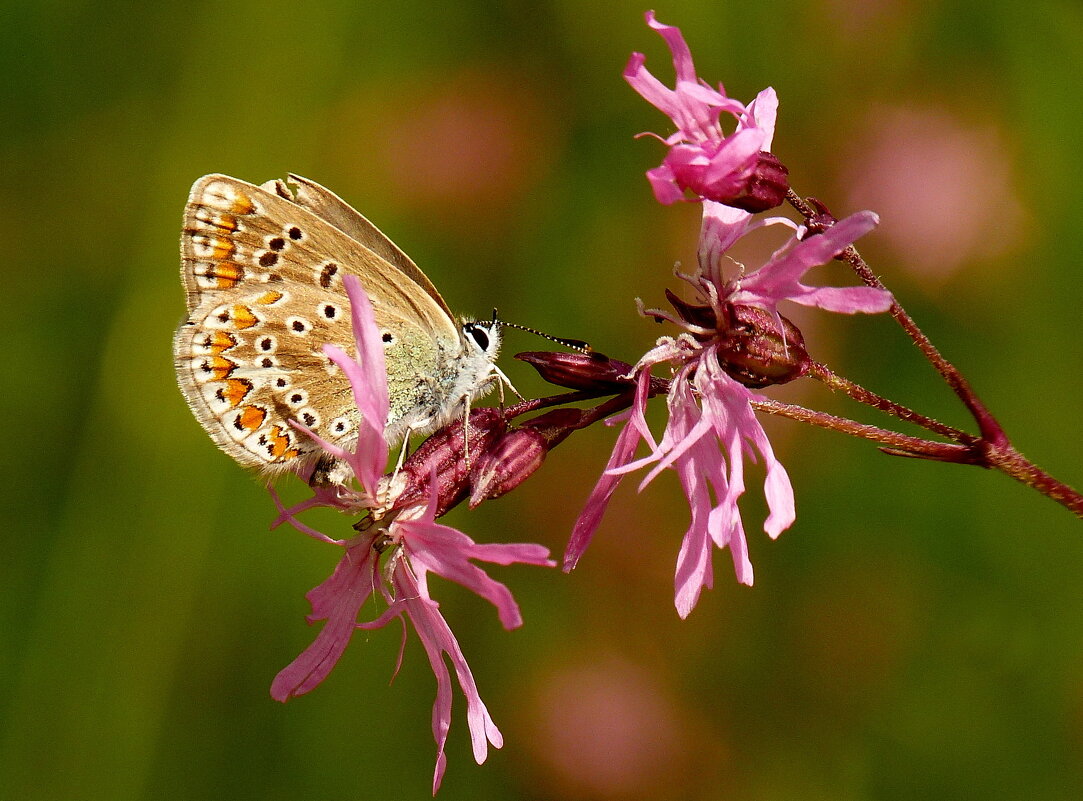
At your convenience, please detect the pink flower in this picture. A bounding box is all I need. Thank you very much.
[625,11,787,210]
[270,275,555,793]
[699,201,895,316]
[567,204,893,617]
[566,347,787,618]
[274,489,553,793]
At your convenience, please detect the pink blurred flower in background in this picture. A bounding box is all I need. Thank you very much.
[325,69,558,236]
[841,105,1027,283]
[530,654,694,798]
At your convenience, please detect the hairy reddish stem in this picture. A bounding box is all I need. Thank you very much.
[787,190,1006,444]
[808,362,972,443]
[749,398,976,462]
[503,389,614,419]
[785,190,1080,518]
[983,444,1083,515]
[508,382,1083,518]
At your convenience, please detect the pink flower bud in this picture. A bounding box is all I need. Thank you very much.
[801,196,839,237]
[469,428,548,507]
[469,409,587,507]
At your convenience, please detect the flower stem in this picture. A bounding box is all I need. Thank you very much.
[750,398,977,462]
[786,189,1006,446]
[982,443,1083,516]
[503,389,612,420]
[785,190,1081,517]
[807,361,973,443]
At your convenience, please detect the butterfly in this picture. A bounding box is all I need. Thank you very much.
[173,174,501,481]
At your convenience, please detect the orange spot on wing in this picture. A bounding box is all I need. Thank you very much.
[209,236,235,260]
[267,425,293,459]
[211,262,244,289]
[223,378,253,408]
[239,405,266,431]
[256,290,284,305]
[231,305,259,329]
[230,192,256,215]
[211,213,238,231]
[209,331,237,354]
[208,356,236,380]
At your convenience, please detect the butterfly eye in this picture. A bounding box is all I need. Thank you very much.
[464,323,490,352]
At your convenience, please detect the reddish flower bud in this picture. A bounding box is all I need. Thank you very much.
[521,407,592,445]
[725,152,790,213]
[801,197,841,238]
[716,303,810,387]
[469,428,548,507]
[516,351,637,392]
[469,409,588,507]
[392,408,507,517]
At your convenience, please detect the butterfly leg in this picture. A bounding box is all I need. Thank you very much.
[461,402,473,468]
[488,365,524,405]
[391,433,414,478]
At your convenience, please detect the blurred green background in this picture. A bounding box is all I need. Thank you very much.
[4,1,1082,799]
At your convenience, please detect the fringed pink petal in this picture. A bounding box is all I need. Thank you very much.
[267,485,347,545]
[645,10,697,84]
[732,211,889,313]
[341,274,390,427]
[271,539,379,700]
[672,451,715,618]
[565,412,644,572]
[392,566,502,794]
[745,87,779,150]
[403,515,553,630]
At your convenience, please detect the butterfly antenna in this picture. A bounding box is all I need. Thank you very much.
[492,309,592,354]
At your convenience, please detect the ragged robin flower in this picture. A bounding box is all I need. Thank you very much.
[567,201,894,617]
[625,11,789,211]
[269,275,554,793]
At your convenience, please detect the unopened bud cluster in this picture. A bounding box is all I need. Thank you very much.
[468,408,583,506]
[390,408,508,518]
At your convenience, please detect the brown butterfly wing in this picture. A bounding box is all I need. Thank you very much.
[174,174,459,475]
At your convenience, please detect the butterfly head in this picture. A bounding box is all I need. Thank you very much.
[461,319,502,359]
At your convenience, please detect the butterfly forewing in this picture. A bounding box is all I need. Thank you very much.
[175,174,461,475]
[282,174,455,320]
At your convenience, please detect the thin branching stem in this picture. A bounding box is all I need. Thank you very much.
[807,362,973,443]
[781,190,1081,517]
[786,189,1006,445]
[749,398,976,461]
